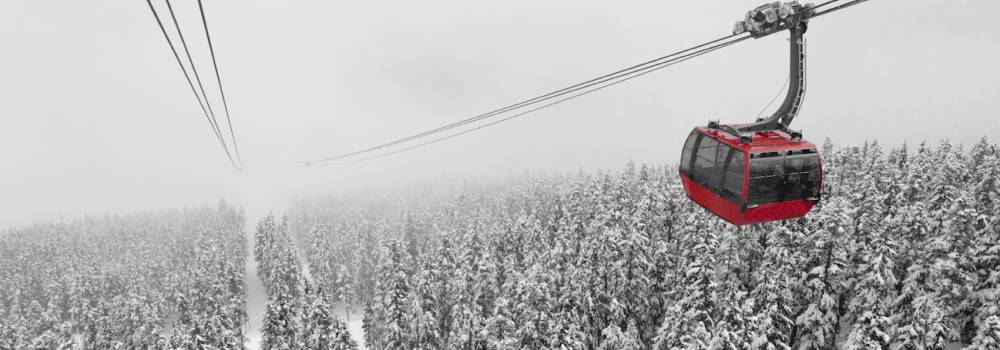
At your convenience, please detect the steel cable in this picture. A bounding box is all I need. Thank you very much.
[311,36,750,166]
[197,0,243,168]
[164,0,236,168]
[146,0,240,169]
[305,0,874,166]
[305,34,745,164]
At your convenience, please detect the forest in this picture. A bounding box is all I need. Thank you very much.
[287,138,1000,349]
[0,204,361,349]
[0,205,248,349]
[253,214,357,349]
[2,138,999,349]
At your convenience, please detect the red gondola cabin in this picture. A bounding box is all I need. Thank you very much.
[679,127,822,226]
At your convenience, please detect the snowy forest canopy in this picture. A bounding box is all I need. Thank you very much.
[286,139,1000,349]
[0,204,361,350]
[0,205,248,348]
[2,138,999,350]
[253,215,358,349]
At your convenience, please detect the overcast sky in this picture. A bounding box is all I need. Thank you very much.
[2,0,998,227]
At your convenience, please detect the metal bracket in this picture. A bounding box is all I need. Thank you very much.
[722,1,814,135]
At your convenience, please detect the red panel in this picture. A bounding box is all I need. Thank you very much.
[680,173,747,225]
[680,173,816,226]
[742,199,816,225]
[693,127,819,154]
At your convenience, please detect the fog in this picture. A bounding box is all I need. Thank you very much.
[2,0,998,228]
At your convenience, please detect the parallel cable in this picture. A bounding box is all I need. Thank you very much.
[306,0,875,166]
[165,0,224,143]
[313,36,749,166]
[146,0,240,169]
[810,0,841,12]
[197,0,242,168]
[164,0,239,169]
[812,0,870,18]
[306,34,745,164]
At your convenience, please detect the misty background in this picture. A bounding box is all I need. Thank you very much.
[2,0,998,228]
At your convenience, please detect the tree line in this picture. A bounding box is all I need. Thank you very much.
[289,138,1000,349]
[254,214,357,349]
[0,203,248,349]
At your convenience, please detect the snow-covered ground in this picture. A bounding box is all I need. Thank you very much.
[333,302,366,349]
[244,210,366,349]
[243,211,268,349]
[293,232,367,349]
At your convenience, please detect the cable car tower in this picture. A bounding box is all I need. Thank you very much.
[679,1,824,226]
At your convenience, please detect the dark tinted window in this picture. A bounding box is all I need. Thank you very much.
[750,152,784,177]
[748,175,785,204]
[748,149,821,204]
[680,131,698,175]
[689,135,742,198]
[784,151,821,200]
[693,137,723,191]
[785,153,820,173]
[721,150,745,201]
[749,152,786,204]
[788,148,817,156]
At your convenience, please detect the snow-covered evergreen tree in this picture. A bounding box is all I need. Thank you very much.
[794,198,849,350]
[965,315,1000,350]
[653,219,719,350]
[260,296,299,350]
[750,226,797,350]
[597,321,642,350]
[299,287,357,350]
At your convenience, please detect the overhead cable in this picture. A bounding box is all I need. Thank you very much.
[197,0,243,168]
[306,34,745,164]
[306,0,874,166]
[812,0,871,18]
[312,36,750,166]
[145,0,240,170]
[164,0,234,164]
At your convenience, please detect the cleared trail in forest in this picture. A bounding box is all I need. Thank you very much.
[288,227,367,349]
[243,209,366,349]
[243,210,268,349]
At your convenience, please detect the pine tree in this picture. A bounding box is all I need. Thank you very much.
[794,198,849,350]
[652,220,718,350]
[843,226,897,349]
[965,315,1000,350]
[303,288,343,350]
[712,286,756,350]
[843,312,891,350]
[485,296,518,349]
[750,226,796,350]
[967,147,1000,340]
[403,212,422,259]
[448,229,495,349]
[331,318,358,350]
[379,242,413,349]
[336,264,355,321]
[260,296,298,350]
[362,302,376,349]
[597,321,642,350]
[970,226,1000,338]
[428,235,457,346]
[510,263,556,348]
[308,225,335,298]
